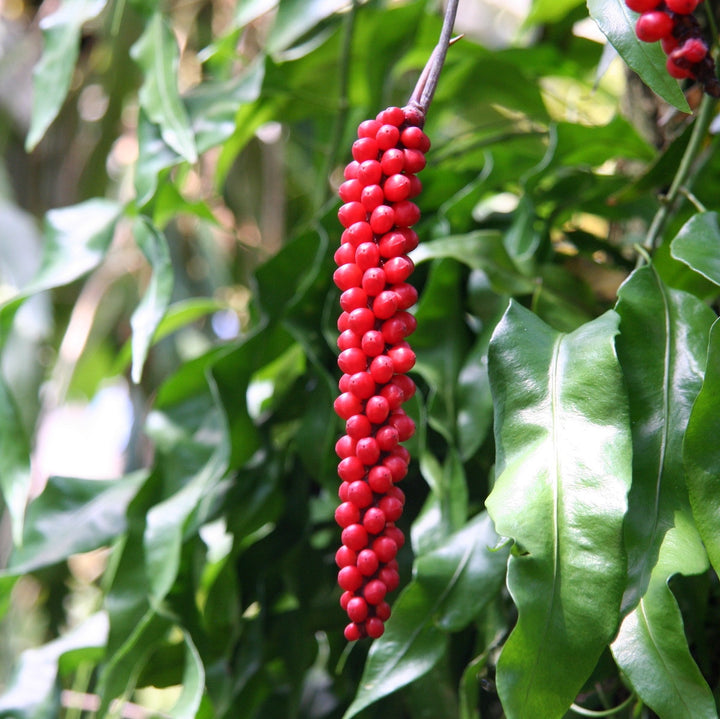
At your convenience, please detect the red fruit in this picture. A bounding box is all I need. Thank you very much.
[376,124,401,150]
[373,290,399,320]
[378,496,403,522]
[373,536,399,563]
[335,501,360,528]
[337,347,367,374]
[392,200,421,228]
[335,545,356,567]
[338,565,363,591]
[384,256,414,284]
[346,413,372,439]
[378,231,406,258]
[337,329,360,351]
[334,243,356,266]
[338,456,365,483]
[338,481,350,501]
[661,35,679,55]
[368,465,393,494]
[381,148,405,175]
[366,617,385,638]
[380,384,405,410]
[370,205,395,235]
[383,524,405,549]
[635,11,674,42]
[358,159,382,186]
[356,436,381,465]
[355,241,381,271]
[338,202,367,228]
[370,355,394,384]
[383,174,411,202]
[403,148,426,173]
[344,622,363,641]
[338,179,362,203]
[340,590,353,610]
[361,267,387,297]
[377,106,404,126]
[356,548,380,576]
[357,119,381,139]
[665,0,700,12]
[383,454,408,482]
[388,345,416,373]
[625,0,660,10]
[391,373,416,400]
[340,287,368,312]
[676,38,708,63]
[361,184,385,212]
[333,263,362,290]
[352,137,379,162]
[400,126,431,152]
[378,567,400,592]
[375,425,400,452]
[375,601,392,621]
[348,371,375,400]
[347,480,373,508]
[363,507,387,535]
[334,392,362,420]
[366,395,390,424]
[667,55,694,78]
[335,434,356,459]
[344,221,373,246]
[362,330,385,357]
[344,161,360,179]
[348,307,376,334]
[342,523,369,551]
[389,411,416,441]
[364,579,387,605]
[346,596,369,622]
[392,283,418,310]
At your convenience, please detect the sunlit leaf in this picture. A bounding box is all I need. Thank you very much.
[130,217,173,384]
[486,304,632,719]
[671,211,720,286]
[25,0,108,151]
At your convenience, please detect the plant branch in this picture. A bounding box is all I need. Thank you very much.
[405,0,461,122]
[640,93,717,259]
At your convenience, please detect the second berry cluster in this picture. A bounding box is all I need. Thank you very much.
[627,0,720,95]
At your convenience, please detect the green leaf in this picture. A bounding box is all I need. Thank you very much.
[611,512,717,719]
[25,0,108,150]
[671,211,720,286]
[586,0,691,113]
[131,11,197,163]
[166,629,206,719]
[143,374,230,603]
[344,512,508,719]
[0,199,122,344]
[0,612,108,718]
[130,218,174,383]
[685,319,720,576]
[267,0,347,56]
[236,0,278,27]
[5,472,147,576]
[614,266,716,611]
[0,373,31,546]
[486,304,632,719]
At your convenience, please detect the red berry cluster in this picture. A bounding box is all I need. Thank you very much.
[332,105,428,642]
[627,0,720,96]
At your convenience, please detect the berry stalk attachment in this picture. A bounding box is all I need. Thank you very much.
[331,1,458,642]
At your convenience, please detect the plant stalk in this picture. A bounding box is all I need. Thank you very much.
[641,93,717,258]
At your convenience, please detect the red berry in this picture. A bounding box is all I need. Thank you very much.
[378,496,403,522]
[347,480,373,508]
[356,548,380,576]
[338,456,365,483]
[403,148,426,173]
[333,263,362,290]
[366,396,390,424]
[335,434,357,458]
[347,596,369,622]
[363,507,387,535]
[338,202,367,228]
[665,0,700,12]
[344,622,362,641]
[344,161,360,179]
[366,617,385,638]
[334,243,356,266]
[352,137,379,162]
[342,523,369,551]
[667,55,694,78]
[378,231,406,258]
[338,179,362,203]
[677,38,708,63]
[340,590,353,610]
[383,525,405,549]
[373,536,398,563]
[375,424,400,451]
[338,565,363,591]
[389,411,415,441]
[375,601,392,621]
[338,481,350,501]
[383,174,411,202]
[392,200,421,228]
[388,345,416,373]
[635,11,674,42]
[355,242,381,271]
[391,373,416,401]
[376,124,400,150]
[384,256,414,284]
[368,465,393,494]
[378,567,400,592]
[361,184,385,212]
[364,579,387,605]
[383,454,408,482]
[334,392,362,419]
[335,501,360,528]
[373,290,399,320]
[381,148,405,175]
[344,221,373,246]
[370,206,395,235]
[348,307,376,334]
[380,384,404,410]
[392,283,418,310]
[358,119,381,139]
[401,126,431,152]
[370,355,394,384]
[377,106,404,126]
[361,330,385,357]
[335,545,356,567]
[358,160,382,186]
[356,436,381,465]
[337,347,367,374]
[625,0,660,11]
[340,287,368,312]
[346,413,372,439]
[348,371,375,399]
[362,267,387,297]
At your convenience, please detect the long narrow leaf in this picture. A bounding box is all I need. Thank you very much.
[486,304,632,719]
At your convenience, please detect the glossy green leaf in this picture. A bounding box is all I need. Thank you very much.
[167,629,205,719]
[671,211,720,286]
[486,304,632,719]
[614,266,716,611]
[5,472,147,576]
[0,373,31,546]
[611,512,717,719]
[25,0,108,151]
[0,199,122,344]
[130,217,173,383]
[267,0,347,56]
[131,12,197,163]
[0,612,108,718]
[685,319,720,575]
[143,376,230,603]
[587,0,691,112]
[344,513,508,719]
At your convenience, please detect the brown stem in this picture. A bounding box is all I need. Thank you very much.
[404,0,461,124]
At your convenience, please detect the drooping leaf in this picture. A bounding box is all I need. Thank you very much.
[587,0,691,112]
[344,513,508,719]
[684,318,720,575]
[671,211,720,286]
[486,304,632,719]
[0,612,108,719]
[25,0,109,151]
[614,266,716,612]
[130,217,174,383]
[5,471,147,576]
[0,372,31,546]
[131,11,197,163]
[611,512,717,719]
[166,628,206,719]
[267,0,348,56]
[0,199,122,345]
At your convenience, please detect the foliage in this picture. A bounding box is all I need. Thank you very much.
[1,0,720,717]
